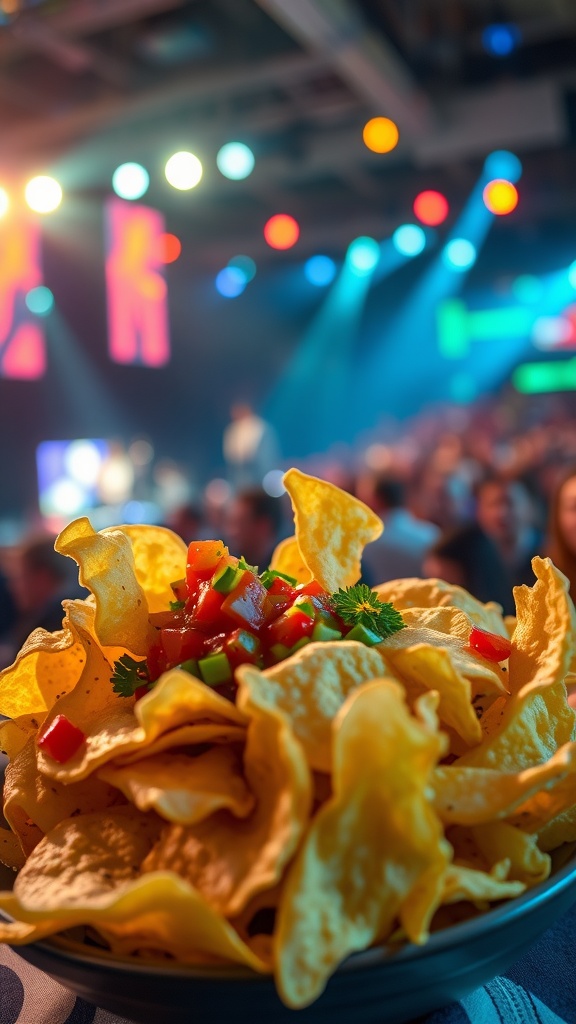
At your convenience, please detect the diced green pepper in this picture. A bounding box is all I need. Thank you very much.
[260,568,298,589]
[198,651,233,686]
[212,563,244,594]
[311,621,343,643]
[177,658,201,678]
[288,596,315,619]
[345,623,383,647]
[269,643,291,663]
[290,636,312,654]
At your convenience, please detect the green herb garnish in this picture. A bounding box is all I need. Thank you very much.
[169,600,186,611]
[111,654,149,697]
[331,584,405,640]
[238,556,259,574]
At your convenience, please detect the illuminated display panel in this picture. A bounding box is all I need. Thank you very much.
[105,199,170,367]
[0,218,46,379]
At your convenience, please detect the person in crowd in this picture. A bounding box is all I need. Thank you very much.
[223,403,281,489]
[0,535,83,669]
[164,503,204,544]
[547,466,576,599]
[423,522,514,613]
[475,475,541,590]
[358,472,440,585]
[223,488,284,570]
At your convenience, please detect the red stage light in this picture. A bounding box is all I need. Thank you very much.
[483,179,518,215]
[413,190,449,226]
[158,233,182,263]
[264,214,300,250]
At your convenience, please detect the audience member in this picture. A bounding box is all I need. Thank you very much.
[547,466,576,599]
[475,476,541,590]
[359,473,440,585]
[223,403,280,489]
[0,536,82,668]
[423,523,513,613]
[164,503,204,543]
[223,488,284,570]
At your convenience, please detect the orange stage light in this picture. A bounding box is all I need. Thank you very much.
[264,214,300,250]
[362,117,399,154]
[158,233,182,264]
[413,190,449,226]
[482,178,519,215]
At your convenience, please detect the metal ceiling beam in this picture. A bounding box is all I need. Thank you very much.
[254,0,432,137]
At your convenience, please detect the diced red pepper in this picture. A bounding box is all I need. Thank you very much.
[469,626,512,663]
[193,582,226,626]
[221,572,272,630]
[37,714,86,763]
[267,607,315,648]
[225,628,261,668]
[160,626,205,667]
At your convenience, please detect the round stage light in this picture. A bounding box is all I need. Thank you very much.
[362,117,399,154]
[484,150,522,183]
[25,286,54,316]
[25,175,62,214]
[568,261,576,289]
[348,236,380,275]
[112,162,149,200]
[483,179,518,215]
[165,151,203,190]
[158,233,181,264]
[413,190,449,226]
[215,266,246,298]
[262,470,286,497]
[228,255,256,281]
[0,187,8,217]
[512,275,543,304]
[482,23,520,57]
[442,238,477,271]
[216,142,255,180]
[392,224,426,257]
[304,255,337,286]
[264,214,300,250]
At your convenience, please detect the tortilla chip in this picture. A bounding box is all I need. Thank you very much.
[274,679,448,1008]
[269,536,312,584]
[0,827,25,871]
[236,641,386,772]
[56,518,153,656]
[441,863,525,907]
[470,822,550,886]
[283,468,382,592]
[141,691,311,918]
[111,525,187,614]
[98,747,255,824]
[381,625,508,698]
[375,577,507,636]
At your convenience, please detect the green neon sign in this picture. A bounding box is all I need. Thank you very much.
[513,358,576,393]
[437,298,534,359]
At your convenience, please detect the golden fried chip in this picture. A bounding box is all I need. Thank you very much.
[384,644,482,748]
[283,468,382,592]
[141,690,311,917]
[381,625,508,698]
[0,828,25,871]
[113,723,246,765]
[236,641,386,772]
[0,809,269,972]
[433,739,576,826]
[399,606,472,641]
[269,536,312,584]
[56,518,153,656]
[4,739,124,856]
[0,599,93,719]
[441,863,525,907]
[456,558,576,772]
[470,823,550,886]
[274,679,448,1009]
[98,747,254,824]
[112,525,187,614]
[375,577,507,636]
[0,713,46,761]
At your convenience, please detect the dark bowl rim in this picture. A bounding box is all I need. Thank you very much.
[3,844,576,983]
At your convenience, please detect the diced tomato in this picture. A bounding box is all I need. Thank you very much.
[170,578,188,602]
[295,580,326,598]
[193,583,226,626]
[134,685,151,702]
[160,627,205,667]
[37,715,86,763]
[203,632,227,654]
[225,628,261,668]
[221,572,272,630]
[147,640,167,681]
[267,576,298,601]
[267,608,315,648]
[469,626,512,663]
[186,540,229,596]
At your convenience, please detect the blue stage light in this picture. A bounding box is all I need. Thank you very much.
[347,236,380,275]
[483,150,522,184]
[568,261,576,290]
[228,255,256,281]
[112,162,149,200]
[304,255,337,286]
[215,266,246,297]
[482,23,520,57]
[392,224,426,257]
[216,142,255,180]
[25,286,54,316]
[442,238,477,271]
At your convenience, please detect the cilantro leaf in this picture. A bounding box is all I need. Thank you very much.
[169,600,185,611]
[331,584,405,640]
[238,556,259,574]
[111,654,149,697]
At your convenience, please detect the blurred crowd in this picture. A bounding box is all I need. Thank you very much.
[1,391,576,671]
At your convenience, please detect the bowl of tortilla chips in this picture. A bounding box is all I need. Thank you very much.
[1,469,576,1024]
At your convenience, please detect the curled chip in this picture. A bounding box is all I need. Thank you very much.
[375,577,508,637]
[283,468,382,592]
[112,524,187,614]
[269,536,312,585]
